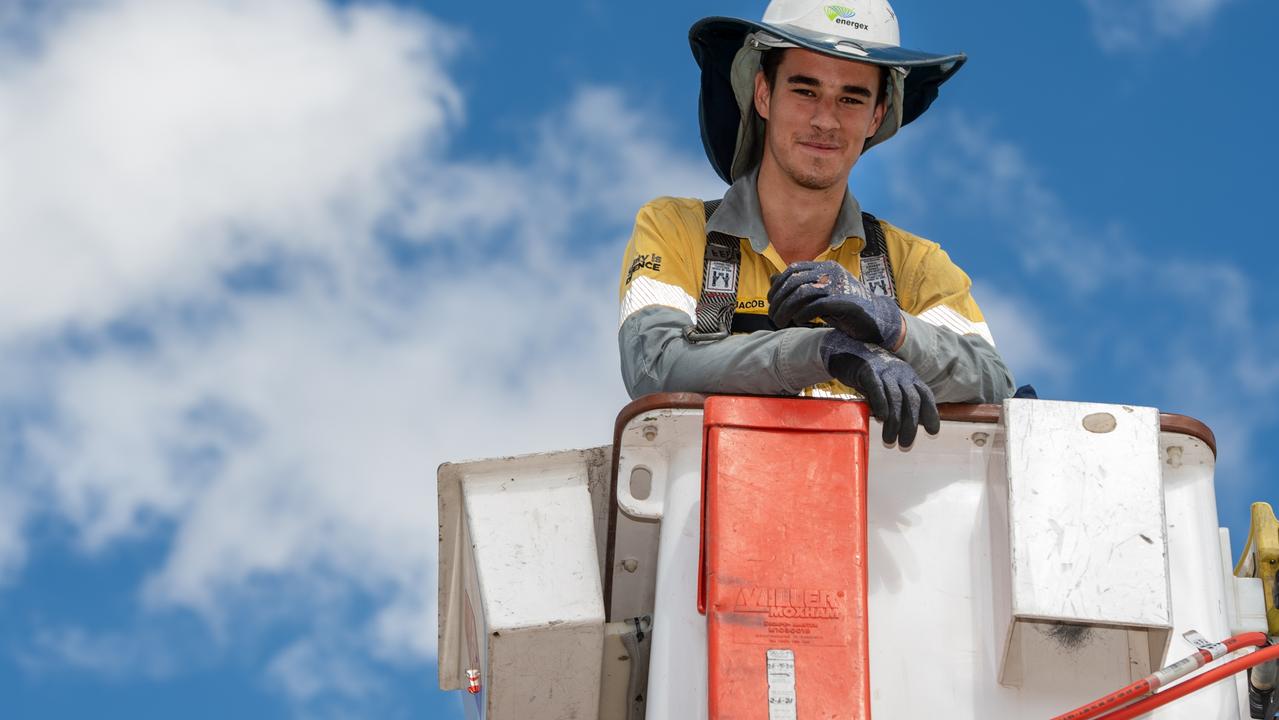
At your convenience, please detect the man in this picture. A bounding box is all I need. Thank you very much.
[617,0,1015,446]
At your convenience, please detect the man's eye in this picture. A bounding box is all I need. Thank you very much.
[841,96,865,105]
[792,88,816,97]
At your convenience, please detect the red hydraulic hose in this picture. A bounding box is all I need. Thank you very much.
[1092,643,1279,720]
[1052,632,1269,720]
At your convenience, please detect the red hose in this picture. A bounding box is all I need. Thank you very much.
[1051,678,1153,720]
[1092,643,1279,720]
[1052,632,1269,720]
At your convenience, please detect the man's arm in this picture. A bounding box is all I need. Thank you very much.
[895,241,1016,403]
[894,313,1013,403]
[619,304,939,447]
[618,304,832,399]
[617,198,835,399]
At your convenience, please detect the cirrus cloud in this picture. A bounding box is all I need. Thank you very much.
[1080,0,1237,51]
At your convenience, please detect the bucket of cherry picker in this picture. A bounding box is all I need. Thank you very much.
[439,393,1271,719]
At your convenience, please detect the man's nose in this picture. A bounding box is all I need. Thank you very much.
[810,99,840,133]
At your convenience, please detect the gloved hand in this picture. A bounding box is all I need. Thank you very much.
[821,331,940,447]
[769,260,904,349]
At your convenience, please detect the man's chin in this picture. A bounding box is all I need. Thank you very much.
[792,170,843,191]
[782,156,848,190]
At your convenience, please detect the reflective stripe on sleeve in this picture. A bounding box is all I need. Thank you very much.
[620,276,697,327]
[917,304,996,347]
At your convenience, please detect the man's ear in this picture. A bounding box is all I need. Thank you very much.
[867,71,889,139]
[753,70,771,121]
[868,89,888,139]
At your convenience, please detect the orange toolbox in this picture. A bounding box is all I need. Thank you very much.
[699,395,871,720]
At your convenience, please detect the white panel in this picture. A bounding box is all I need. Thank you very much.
[610,409,704,621]
[1157,433,1241,718]
[464,467,603,629]
[438,450,606,719]
[1220,528,1269,636]
[639,440,706,720]
[1004,399,1170,629]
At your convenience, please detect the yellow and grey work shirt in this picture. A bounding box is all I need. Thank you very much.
[616,167,1014,402]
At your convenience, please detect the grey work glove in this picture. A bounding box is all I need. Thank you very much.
[820,331,941,447]
[769,261,904,348]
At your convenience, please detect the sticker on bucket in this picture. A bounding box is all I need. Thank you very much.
[766,649,797,720]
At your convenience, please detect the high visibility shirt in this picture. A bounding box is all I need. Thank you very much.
[616,167,1014,402]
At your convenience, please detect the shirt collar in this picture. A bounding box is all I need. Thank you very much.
[705,164,866,254]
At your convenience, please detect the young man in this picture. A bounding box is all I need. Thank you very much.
[617,0,1015,446]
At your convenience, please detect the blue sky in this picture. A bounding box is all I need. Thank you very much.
[0,0,1274,717]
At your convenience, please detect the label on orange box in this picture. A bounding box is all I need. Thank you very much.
[766,649,797,720]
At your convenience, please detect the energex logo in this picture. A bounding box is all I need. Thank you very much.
[823,4,870,31]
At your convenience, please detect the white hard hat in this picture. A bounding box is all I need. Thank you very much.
[690,0,966,183]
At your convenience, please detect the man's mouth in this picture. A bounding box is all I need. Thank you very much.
[798,140,842,152]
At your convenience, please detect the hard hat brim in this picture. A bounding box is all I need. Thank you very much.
[690,16,966,184]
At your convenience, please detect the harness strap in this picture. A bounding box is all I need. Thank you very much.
[685,201,899,343]
[685,199,738,342]
[858,211,898,301]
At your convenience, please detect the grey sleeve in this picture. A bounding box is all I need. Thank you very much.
[895,313,1016,404]
[618,306,835,400]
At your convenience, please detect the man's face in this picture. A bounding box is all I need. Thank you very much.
[754,49,887,191]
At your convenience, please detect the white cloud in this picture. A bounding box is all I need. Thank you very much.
[970,280,1069,388]
[0,0,459,338]
[1081,0,1235,52]
[0,483,30,581]
[17,625,177,679]
[0,0,719,711]
[876,113,1133,296]
[267,635,377,706]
